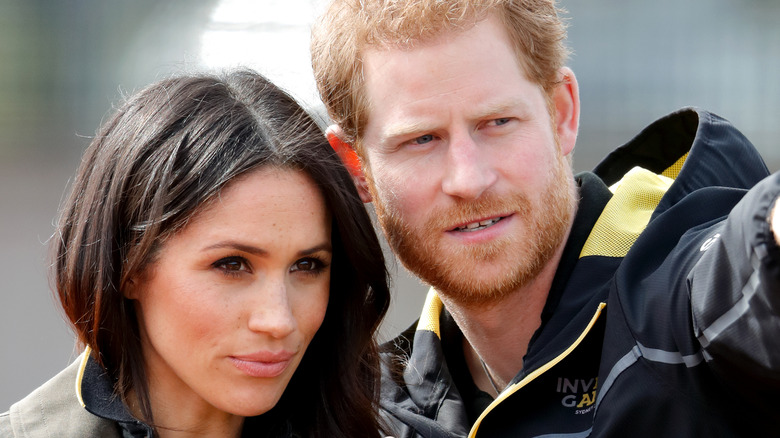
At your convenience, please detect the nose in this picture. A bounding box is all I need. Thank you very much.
[247,279,296,339]
[441,131,497,200]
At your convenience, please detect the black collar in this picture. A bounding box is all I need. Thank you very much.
[79,353,153,437]
[78,352,278,437]
[537,171,613,329]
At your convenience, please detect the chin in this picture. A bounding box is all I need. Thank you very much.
[214,388,286,417]
[223,401,277,418]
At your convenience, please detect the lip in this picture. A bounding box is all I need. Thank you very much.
[447,213,512,232]
[229,350,296,378]
[445,213,514,243]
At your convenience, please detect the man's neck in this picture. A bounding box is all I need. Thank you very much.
[439,228,571,396]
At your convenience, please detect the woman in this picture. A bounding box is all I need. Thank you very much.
[0,70,390,437]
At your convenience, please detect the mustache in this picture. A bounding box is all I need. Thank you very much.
[422,192,531,231]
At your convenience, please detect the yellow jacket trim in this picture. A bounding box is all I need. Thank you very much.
[416,287,444,339]
[580,167,674,258]
[75,346,91,408]
[661,152,688,179]
[468,302,607,438]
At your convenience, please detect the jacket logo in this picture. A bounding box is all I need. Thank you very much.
[700,233,721,252]
[556,377,598,414]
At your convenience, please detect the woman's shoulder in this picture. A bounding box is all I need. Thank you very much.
[1,352,120,438]
[0,411,13,436]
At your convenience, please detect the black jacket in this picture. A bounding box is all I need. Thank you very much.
[379,108,780,437]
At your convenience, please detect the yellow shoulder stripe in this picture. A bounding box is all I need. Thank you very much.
[580,166,675,258]
[416,287,443,339]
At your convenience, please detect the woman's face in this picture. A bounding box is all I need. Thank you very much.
[127,167,331,421]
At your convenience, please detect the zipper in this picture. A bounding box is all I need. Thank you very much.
[468,302,607,437]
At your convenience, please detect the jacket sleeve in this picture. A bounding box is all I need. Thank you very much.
[688,171,780,388]
[0,413,14,438]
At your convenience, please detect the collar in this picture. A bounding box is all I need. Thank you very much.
[537,172,613,327]
[594,107,769,215]
[519,172,613,376]
[77,348,154,437]
[77,348,271,437]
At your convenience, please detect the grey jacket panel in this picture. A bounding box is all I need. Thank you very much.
[0,354,120,438]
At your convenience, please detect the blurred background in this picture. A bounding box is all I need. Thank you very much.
[1,0,779,409]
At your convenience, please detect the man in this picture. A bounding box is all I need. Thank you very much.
[311,1,780,436]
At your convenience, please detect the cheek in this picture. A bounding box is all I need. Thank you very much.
[500,141,559,186]
[294,283,330,343]
[138,281,227,349]
[370,163,435,221]
[177,298,229,341]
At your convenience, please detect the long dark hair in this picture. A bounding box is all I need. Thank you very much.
[52,70,390,437]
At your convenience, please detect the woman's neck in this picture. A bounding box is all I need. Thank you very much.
[127,386,245,438]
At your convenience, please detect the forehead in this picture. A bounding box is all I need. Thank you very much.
[191,167,329,230]
[360,15,541,144]
[224,167,326,212]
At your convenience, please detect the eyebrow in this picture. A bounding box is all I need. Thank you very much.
[202,241,332,257]
[298,243,333,256]
[380,99,530,144]
[381,120,438,145]
[473,100,528,120]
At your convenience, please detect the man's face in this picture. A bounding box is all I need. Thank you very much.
[360,16,577,305]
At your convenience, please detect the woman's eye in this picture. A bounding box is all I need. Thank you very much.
[213,257,249,276]
[290,257,326,274]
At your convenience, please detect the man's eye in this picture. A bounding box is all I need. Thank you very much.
[485,117,512,127]
[414,134,435,145]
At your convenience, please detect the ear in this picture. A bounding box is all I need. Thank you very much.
[326,125,372,203]
[123,277,139,300]
[551,67,580,157]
